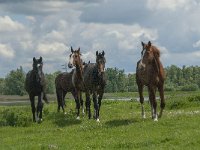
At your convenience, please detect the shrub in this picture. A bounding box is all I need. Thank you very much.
[181,84,199,91]
[0,108,32,127]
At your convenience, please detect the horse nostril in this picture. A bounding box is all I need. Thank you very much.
[68,64,73,68]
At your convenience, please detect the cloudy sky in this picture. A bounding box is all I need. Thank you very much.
[0,0,200,77]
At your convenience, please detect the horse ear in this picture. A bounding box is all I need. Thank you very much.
[141,41,145,47]
[148,41,151,46]
[102,51,105,56]
[40,56,43,62]
[96,51,98,56]
[71,46,74,53]
[78,47,80,53]
[33,57,36,62]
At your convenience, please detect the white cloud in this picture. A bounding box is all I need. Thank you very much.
[193,40,200,48]
[0,16,24,32]
[0,44,15,59]
[36,42,68,57]
[147,0,194,11]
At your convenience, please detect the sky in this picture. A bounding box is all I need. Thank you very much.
[0,0,200,77]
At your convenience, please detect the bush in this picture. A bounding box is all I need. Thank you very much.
[181,84,199,91]
[0,108,32,127]
[164,85,176,91]
[188,95,200,103]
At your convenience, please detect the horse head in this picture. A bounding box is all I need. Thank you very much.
[68,46,82,68]
[140,41,161,74]
[33,56,43,83]
[96,50,106,75]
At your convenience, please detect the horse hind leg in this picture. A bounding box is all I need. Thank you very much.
[138,83,146,119]
[61,91,66,114]
[148,86,158,121]
[158,84,165,118]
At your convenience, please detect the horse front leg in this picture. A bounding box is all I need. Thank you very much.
[85,91,91,119]
[37,93,43,123]
[80,92,85,115]
[138,83,145,119]
[148,86,157,121]
[158,83,165,118]
[97,89,104,120]
[56,90,61,112]
[93,91,99,122]
[75,89,81,120]
[30,95,36,122]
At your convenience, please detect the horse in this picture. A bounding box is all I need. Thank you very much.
[68,47,85,119]
[83,51,106,122]
[136,41,165,121]
[55,70,76,114]
[55,63,87,114]
[25,57,49,122]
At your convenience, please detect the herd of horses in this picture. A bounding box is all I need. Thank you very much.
[25,41,165,123]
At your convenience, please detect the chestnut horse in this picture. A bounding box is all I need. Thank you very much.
[136,41,165,121]
[68,47,84,119]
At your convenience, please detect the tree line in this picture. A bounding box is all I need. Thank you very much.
[0,65,200,95]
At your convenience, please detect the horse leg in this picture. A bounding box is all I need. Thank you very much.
[85,91,91,119]
[80,92,85,115]
[97,90,104,120]
[75,89,81,119]
[93,91,99,121]
[37,94,43,122]
[138,83,145,119]
[56,90,61,112]
[148,86,157,121]
[158,83,165,118]
[30,95,36,122]
[43,92,49,104]
[61,90,66,114]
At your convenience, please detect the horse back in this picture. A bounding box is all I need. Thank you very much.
[55,71,74,92]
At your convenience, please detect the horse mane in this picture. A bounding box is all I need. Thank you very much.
[152,45,165,81]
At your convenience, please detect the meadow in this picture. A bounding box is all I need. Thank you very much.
[0,91,200,149]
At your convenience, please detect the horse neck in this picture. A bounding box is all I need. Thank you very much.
[75,61,83,80]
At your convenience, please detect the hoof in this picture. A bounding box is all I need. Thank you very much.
[76,116,80,120]
[153,118,158,122]
[142,114,146,119]
[37,118,43,123]
[64,112,67,115]
[96,118,100,122]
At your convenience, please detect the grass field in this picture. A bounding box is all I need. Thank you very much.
[0,91,200,149]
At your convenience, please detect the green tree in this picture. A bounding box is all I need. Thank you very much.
[4,66,26,95]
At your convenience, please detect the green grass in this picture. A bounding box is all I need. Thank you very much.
[1,92,200,149]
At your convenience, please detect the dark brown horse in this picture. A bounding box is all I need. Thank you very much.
[136,41,165,121]
[25,57,49,122]
[68,47,84,119]
[55,70,77,114]
[83,51,106,122]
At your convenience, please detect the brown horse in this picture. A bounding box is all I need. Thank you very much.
[68,47,84,119]
[136,41,165,121]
